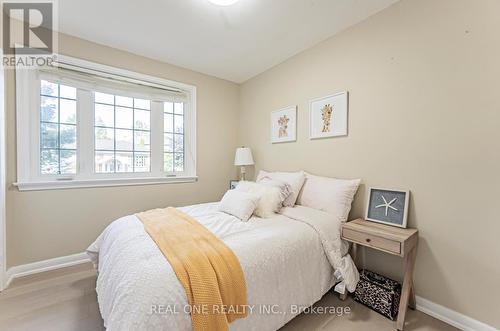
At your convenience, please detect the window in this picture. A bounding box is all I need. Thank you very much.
[163,101,184,172]
[94,93,151,173]
[40,80,77,175]
[15,55,197,190]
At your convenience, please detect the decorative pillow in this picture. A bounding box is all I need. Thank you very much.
[235,181,282,218]
[218,190,260,222]
[297,173,361,222]
[256,176,292,204]
[256,170,306,207]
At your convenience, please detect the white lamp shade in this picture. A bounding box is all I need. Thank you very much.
[234,147,254,166]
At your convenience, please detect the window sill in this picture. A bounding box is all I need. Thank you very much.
[13,176,198,191]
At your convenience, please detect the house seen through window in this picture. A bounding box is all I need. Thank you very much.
[94,92,151,173]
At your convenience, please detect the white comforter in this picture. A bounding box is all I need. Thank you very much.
[87,203,358,331]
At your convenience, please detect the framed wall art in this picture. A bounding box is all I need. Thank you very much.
[365,187,410,228]
[309,91,348,139]
[271,106,297,143]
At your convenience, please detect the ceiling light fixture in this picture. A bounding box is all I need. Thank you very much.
[208,0,240,6]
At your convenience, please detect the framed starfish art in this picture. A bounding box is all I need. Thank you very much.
[365,187,410,228]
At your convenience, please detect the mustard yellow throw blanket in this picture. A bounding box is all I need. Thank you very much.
[136,207,247,331]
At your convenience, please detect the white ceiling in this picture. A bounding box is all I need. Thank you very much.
[58,0,399,83]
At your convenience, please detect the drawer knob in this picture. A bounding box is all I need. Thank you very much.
[366,238,371,243]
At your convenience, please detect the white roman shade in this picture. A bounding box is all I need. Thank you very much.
[38,61,188,103]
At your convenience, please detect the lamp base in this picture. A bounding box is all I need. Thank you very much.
[239,166,246,181]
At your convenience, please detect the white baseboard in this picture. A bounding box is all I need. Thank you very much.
[416,296,498,331]
[3,252,90,290]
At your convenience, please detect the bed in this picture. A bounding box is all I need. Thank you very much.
[87,202,358,331]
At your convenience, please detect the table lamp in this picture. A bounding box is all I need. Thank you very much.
[234,147,254,181]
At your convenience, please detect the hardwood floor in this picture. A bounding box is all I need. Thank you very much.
[0,264,458,331]
[0,264,103,331]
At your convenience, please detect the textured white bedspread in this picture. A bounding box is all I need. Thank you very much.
[87,203,358,331]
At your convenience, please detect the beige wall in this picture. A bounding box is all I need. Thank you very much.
[6,33,240,267]
[238,0,500,327]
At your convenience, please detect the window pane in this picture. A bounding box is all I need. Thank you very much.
[60,124,77,149]
[164,153,173,172]
[95,103,114,127]
[115,152,133,173]
[115,129,133,151]
[174,102,184,115]
[39,81,78,176]
[95,128,114,150]
[164,133,173,152]
[174,153,184,172]
[94,93,153,174]
[95,92,114,105]
[95,151,115,173]
[134,152,150,172]
[163,100,185,174]
[60,99,76,124]
[40,123,58,148]
[115,107,133,129]
[134,98,150,110]
[40,149,59,174]
[40,96,58,123]
[41,80,58,97]
[60,84,76,99]
[164,113,173,133]
[60,150,76,174]
[164,102,174,113]
[174,134,183,153]
[134,109,150,130]
[116,95,133,107]
[134,131,150,151]
[174,115,183,134]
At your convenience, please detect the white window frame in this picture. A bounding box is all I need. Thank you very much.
[0,52,6,291]
[14,54,197,191]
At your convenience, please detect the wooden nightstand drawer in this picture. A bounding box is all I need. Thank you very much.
[342,228,401,255]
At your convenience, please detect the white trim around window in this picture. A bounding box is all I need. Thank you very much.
[0,52,6,290]
[14,54,197,191]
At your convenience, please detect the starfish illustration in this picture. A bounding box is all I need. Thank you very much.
[375,196,398,216]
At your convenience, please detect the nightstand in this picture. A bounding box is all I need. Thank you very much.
[341,218,418,331]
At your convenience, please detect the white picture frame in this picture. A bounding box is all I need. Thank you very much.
[365,187,410,228]
[271,105,297,143]
[229,180,239,190]
[309,91,348,139]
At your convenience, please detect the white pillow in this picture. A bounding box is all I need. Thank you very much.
[235,181,282,218]
[218,190,259,222]
[256,170,305,207]
[296,173,361,222]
